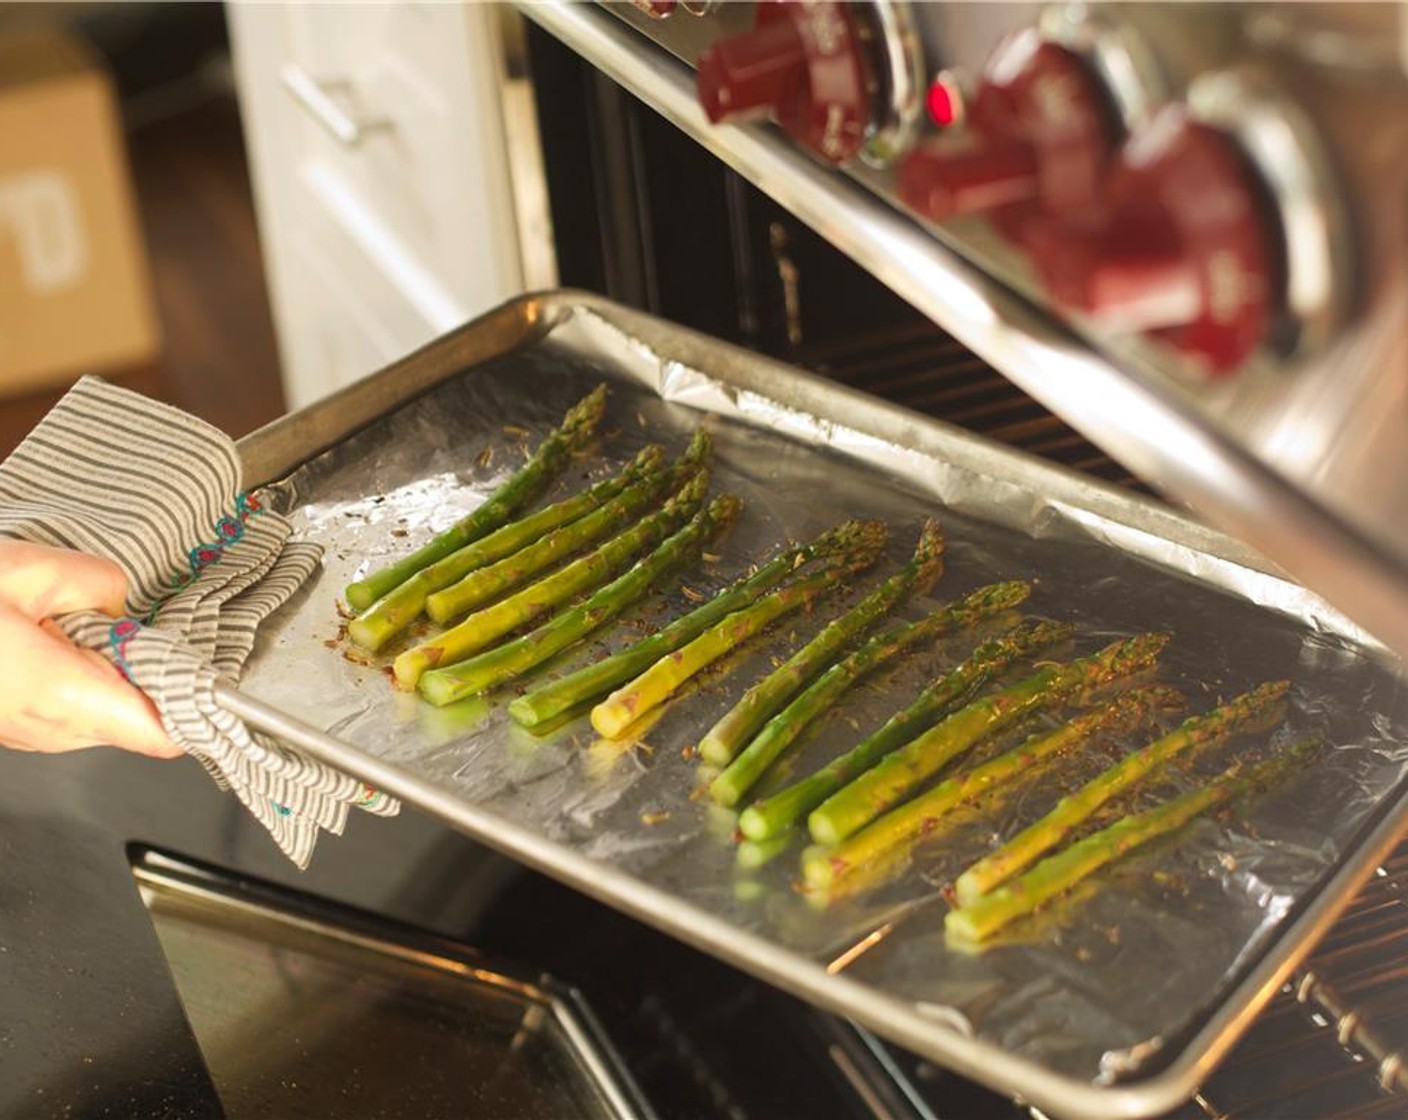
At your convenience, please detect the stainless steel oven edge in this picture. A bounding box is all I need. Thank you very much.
[231,290,1408,1120]
[513,1,1408,678]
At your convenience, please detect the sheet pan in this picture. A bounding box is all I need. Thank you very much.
[227,292,1408,1119]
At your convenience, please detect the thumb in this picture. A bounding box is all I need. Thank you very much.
[73,644,185,759]
[0,541,128,619]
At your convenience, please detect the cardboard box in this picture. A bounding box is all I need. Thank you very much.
[0,29,159,397]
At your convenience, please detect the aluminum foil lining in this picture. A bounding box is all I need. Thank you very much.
[240,309,1408,1089]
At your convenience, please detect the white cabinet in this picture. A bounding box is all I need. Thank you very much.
[228,3,549,409]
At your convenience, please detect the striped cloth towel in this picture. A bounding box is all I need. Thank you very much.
[0,377,397,867]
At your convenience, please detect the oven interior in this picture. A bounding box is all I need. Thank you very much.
[528,25,1142,494]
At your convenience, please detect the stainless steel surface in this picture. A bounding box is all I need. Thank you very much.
[134,850,647,1120]
[857,0,924,167]
[519,2,1408,681]
[227,292,1408,1120]
[279,64,391,148]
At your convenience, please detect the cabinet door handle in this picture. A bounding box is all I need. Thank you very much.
[280,64,392,148]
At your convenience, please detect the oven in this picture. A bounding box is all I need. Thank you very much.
[507,4,1408,1116]
[9,4,1408,1119]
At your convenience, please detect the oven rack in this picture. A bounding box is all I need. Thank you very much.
[796,319,1144,491]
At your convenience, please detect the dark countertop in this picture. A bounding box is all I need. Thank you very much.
[1,747,527,1119]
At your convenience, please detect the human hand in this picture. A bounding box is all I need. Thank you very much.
[0,540,182,758]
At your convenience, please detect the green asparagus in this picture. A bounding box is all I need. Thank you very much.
[348,446,664,651]
[590,521,889,739]
[418,494,742,705]
[945,738,1311,942]
[710,581,1032,809]
[425,432,709,625]
[807,632,1171,848]
[507,520,888,730]
[801,685,1182,895]
[699,520,946,769]
[394,470,710,688]
[952,679,1290,905]
[736,833,794,871]
[738,617,1069,842]
[345,384,606,611]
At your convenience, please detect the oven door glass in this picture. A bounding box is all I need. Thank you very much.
[133,851,646,1120]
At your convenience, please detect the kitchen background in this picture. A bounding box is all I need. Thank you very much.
[0,4,283,455]
[4,5,1408,1118]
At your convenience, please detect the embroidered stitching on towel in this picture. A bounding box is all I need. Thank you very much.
[108,617,142,682]
[177,490,265,591]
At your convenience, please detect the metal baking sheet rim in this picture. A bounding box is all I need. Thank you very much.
[229,291,1408,1120]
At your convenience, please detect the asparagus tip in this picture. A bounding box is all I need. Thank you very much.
[707,493,744,525]
[668,467,711,509]
[1028,618,1076,645]
[1119,630,1173,663]
[912,518,946,585]
[682,427,713,467]
[567,383,609,430]
[628,444,667,475]
[814,518,888,563]
[963,579,1032,617]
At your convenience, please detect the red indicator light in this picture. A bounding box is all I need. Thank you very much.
[925,77,961,128]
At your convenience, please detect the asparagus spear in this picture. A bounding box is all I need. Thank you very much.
[507,520,886,730]
[807,632,1171,847]
[699,520,946,768]
[710,581,1031,809]
[946,738,1310,942]
[426,432,709,625]
[348,445,664,651]
[738,617,1069,842]
[418,494,742,705]
[802,685,1182,894]
[590,521,889,739]
[345,384,606,611]
[952,679,1290,905]
[394,470,710,688]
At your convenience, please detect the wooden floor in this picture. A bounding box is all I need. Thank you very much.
[0,93,284,459]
